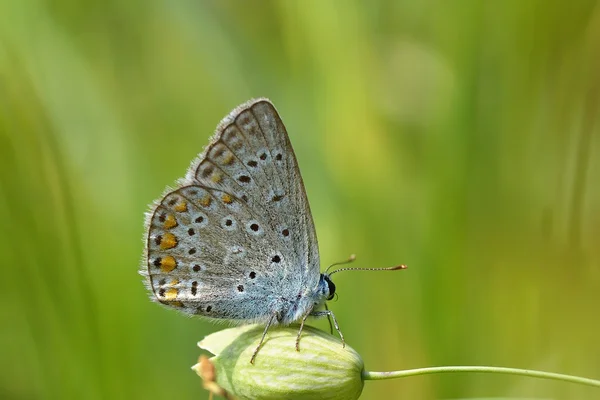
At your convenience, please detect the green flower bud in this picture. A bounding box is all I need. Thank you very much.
[192,325,365,400]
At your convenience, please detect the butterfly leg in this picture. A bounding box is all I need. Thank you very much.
[295,307,313,352]
[251,313,277,364]
[310,310,345,348]
[325,303,334,334]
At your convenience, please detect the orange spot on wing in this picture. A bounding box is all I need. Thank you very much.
[164,288,178,300]
[221,194,233,204]
[160,233,178,249]
[174,201,188,212]
[211,173,222,183]
[163,214,178,229]
[199,195,212,208]
[160,256,177,273]
[222,152,234,165]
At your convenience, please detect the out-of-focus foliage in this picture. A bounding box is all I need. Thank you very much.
[1,1,599,399]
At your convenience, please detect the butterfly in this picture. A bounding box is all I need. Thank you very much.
[141,98,404,363]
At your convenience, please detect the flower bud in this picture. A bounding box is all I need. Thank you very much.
[192,325,365,400]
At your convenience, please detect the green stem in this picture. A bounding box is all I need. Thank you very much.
[362,366,600,388]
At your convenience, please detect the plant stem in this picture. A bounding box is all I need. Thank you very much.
[362,366,600,388]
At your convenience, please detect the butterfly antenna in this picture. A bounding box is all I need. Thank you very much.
[328,263,407,276]
[325,254,357,274]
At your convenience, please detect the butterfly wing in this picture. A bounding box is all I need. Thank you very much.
[142,99,320,323]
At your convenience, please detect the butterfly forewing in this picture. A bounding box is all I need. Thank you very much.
[143,99,320,323]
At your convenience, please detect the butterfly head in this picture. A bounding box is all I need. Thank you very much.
[320,273,336,301]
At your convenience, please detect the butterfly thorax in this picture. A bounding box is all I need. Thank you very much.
[279,273,335,325]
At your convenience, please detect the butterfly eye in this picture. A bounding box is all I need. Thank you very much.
[324,275,336,301]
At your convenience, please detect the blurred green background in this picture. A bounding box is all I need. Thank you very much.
[1,1,599,399]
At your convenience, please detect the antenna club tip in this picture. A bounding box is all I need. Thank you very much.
[393,264,408,270]
[349,254,356,261]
